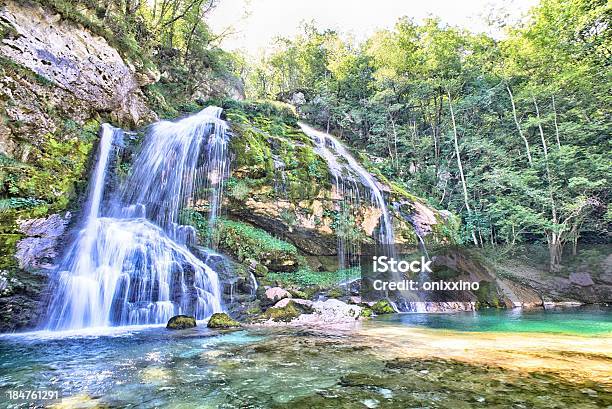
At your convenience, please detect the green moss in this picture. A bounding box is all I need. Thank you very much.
[1,119,98,213]
[0,234,21,270]
[360,307,373,318]
[326,286,344,298]
[371,300,395,315]
[210,99,298,125]
[474,281,502,309]
[213,219,298,272]
[222,99,331,201]
[166,315,196,329]
[207,312,241,328]
[262,300,303,322]
[266,267,360,288]
[226,177,251,201]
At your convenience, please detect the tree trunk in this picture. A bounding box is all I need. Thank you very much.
[448,90,479,246]
[552,94,561,149]
[534,95,561,271]
[507,85,532,164]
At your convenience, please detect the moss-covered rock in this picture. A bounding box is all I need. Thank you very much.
[371,300,396,315]
[360,307,373,318]
[166,315,196,329]
[207,312,241,329]
[261,300,304,322]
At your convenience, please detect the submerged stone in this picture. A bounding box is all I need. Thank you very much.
[166,315,196,329]
[207,313,241,328]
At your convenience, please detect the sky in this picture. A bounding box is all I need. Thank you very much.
[206,0,539,55]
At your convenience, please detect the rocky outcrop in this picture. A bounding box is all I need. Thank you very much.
[15,213,70,270]
[258,298,362,326]
[0,1,156,129]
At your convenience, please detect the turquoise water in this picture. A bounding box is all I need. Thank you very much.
[0,309,610,408]
[374,306,612,335]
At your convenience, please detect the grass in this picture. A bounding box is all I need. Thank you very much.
[217,219,297,259]
[267,267,361,288]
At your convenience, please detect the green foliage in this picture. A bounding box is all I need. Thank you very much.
[214,219,298,270]
[0,119,98,216]
[246,0,610,270]
[226,177,251,201]
[0,198,46,212]
[371,300,396,315]
[267,267,360,288]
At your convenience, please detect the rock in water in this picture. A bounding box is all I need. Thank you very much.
[371,300,396,315]
[166,315,196,330]
[207,313,241,328]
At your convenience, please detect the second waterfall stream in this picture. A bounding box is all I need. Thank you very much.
[45,107,229,330]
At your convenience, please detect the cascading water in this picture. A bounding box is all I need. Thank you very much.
[299,123,422,309]
[45,107,229,330]
[299,123,395,259]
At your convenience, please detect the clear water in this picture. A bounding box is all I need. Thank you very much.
[375,306,612,335]
[1,309,610,408]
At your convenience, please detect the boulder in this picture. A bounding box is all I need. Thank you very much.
[261,299,362,326]
[166,315,196,330]
[207,313,241,329]
[262,287,292,307]
[569,272,595,287]
[262,300,306,322]
[371,300,396,315]
[273,298,313,309]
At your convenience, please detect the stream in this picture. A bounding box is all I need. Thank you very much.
[1,307,610,408]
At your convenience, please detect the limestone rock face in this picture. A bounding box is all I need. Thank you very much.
[0,1,156,127]
[569,272,594,287]
[15,213,71,270]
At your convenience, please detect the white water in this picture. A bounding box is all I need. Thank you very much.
[299,123,428,309]
[299,123,396,255]
[45,108,229,330]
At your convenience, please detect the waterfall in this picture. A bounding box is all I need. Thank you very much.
[300,123,428,309]
[299,123,396,262]
[45,107,229,330]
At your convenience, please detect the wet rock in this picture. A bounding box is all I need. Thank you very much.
[166,315,196,329]
[248,259,268,277]
[259,299,363,326]
[569,272,594,287]
[207,313,240,329]
[15,213,71,270]
[273,298,313,309]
